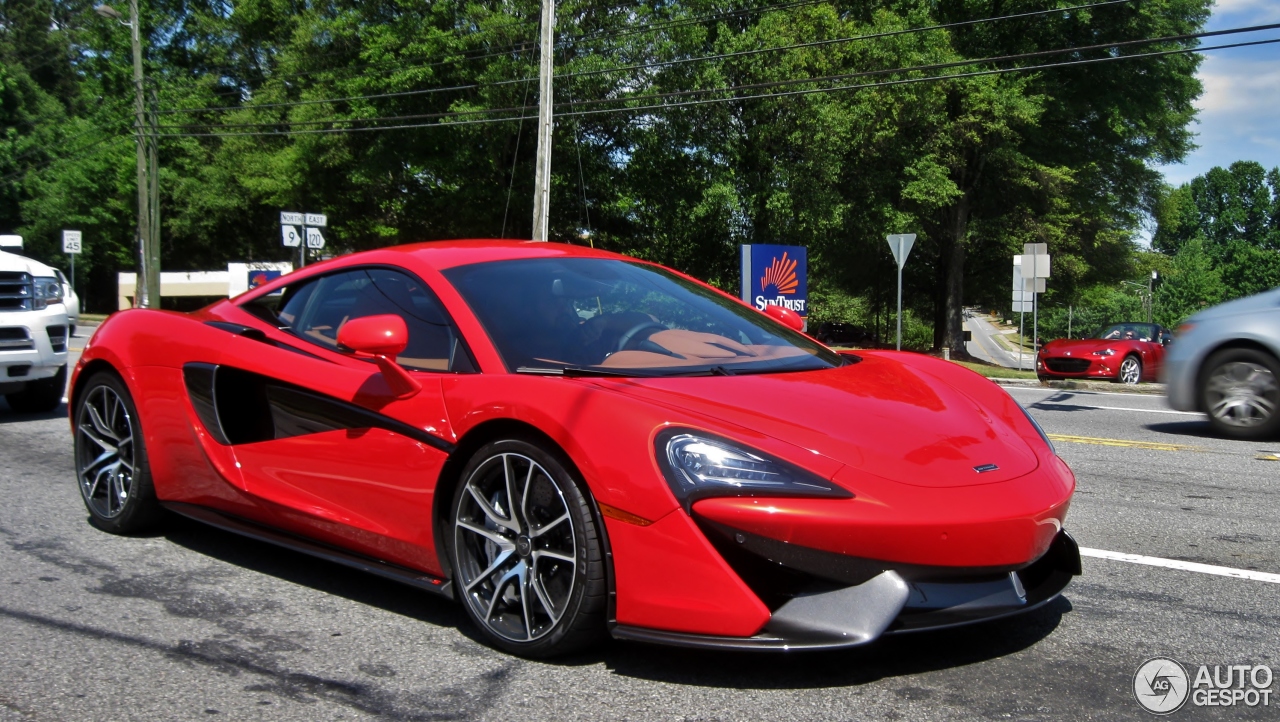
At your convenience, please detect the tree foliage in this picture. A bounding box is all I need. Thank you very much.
[2,0,1209,325]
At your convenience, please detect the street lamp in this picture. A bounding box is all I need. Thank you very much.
[95,1,159,308]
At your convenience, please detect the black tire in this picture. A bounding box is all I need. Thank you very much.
[447,438,607,658]
[1115,355,1142,385]
[5,364,66,413]
[73,371,164,534]
[1199,348,1280,440]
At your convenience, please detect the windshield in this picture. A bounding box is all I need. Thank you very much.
[1093,323,1157,342]
[443,258,842,376]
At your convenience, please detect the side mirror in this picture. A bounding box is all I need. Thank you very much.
[338,314,421,399]
[762,304,804,332]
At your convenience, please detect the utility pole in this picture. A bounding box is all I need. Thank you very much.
[530,0,555,241]
[96,1,159,307]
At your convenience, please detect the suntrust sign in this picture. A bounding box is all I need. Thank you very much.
[740,244,808,317]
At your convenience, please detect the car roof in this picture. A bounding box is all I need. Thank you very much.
[380,239,630,271]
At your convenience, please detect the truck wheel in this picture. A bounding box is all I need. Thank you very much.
[5,365,66,413]
[74,371,164,533]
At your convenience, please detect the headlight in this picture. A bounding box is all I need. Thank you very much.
[1091,348,1115,357]
[32,277,63,310]
[1019,407,1056,455]
[655,429,852,511]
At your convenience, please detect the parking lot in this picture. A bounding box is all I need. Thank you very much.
[1,346,1277,720]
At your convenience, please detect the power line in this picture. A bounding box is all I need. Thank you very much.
[556,36,1280,120]
[156,0,846,101]
[152,36,1280,138]
[566,0,1139,81]
[155,22,1279,131]
[156,0,1142,118]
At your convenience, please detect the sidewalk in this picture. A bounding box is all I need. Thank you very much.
[989,377,1167,395]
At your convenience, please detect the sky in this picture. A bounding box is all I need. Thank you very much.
[1156,0,1280,186]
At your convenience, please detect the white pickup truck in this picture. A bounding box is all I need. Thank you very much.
[0,236,70,412]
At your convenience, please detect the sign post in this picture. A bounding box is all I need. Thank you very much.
[281,211,326,267]
[62,230,82,291]
[886,234,916,351]
[1013,243,1050,370]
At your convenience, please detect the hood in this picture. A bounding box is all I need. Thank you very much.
[1042,338,1115,353]
[1191,288,1280,322]
[0,250,57,277]
[598,354,1040,489]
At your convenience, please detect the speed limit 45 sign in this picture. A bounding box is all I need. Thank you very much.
[62,230,82,254]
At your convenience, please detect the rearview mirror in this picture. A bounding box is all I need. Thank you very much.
[338,314,421,399]
[762,304,805,332]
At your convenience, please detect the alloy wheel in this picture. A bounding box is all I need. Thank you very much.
[76,384,137,519]
[453,452,578,643]
[1119,357,1141,385]
[1205,361,1278,428]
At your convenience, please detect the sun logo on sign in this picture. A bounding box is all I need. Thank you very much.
[760,252,798,296]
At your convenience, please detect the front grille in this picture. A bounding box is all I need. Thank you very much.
[0,272,32,311]
[1045,358,1091,373]
[7,365,30,377]
[46,325,66,353]
[0,327,34,351]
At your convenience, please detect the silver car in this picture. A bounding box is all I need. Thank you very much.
[1163,288,1280,439]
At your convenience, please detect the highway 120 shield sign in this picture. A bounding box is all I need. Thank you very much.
[740,244,807,317]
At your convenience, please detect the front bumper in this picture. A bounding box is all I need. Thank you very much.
[0,309,69,392]
[612,529,1080,650]
[1036,354,1117,379]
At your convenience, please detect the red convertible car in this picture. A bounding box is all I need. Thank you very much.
[71,240,1079,657]
[1037,322,1173,385]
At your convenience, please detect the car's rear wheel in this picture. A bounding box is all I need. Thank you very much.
[5,365,66,413]
[1117,355,1142,385]
[74,371,163,533]
[449,438,606,657]
[1200,348,1280,440]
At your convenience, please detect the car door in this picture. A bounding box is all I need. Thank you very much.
[200,267,473,574]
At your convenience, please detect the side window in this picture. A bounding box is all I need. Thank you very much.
[249,268,475,373]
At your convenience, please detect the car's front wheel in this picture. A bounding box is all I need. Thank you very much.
[1117,355,1142,385]
[1200,348,1280,439]
[448,438,607,657]
[73,371,163,533]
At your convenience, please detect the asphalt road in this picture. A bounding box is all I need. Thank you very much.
[964,312,1025,369]
[1,366,1277,720]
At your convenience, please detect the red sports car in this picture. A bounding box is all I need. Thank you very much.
[71,240,1079,657]
[1037,322,1173,385]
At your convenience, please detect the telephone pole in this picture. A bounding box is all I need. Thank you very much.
[530,0,555,241]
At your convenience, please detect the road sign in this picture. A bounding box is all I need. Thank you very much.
[62,230,82,254]
[280,211,303,225]
[304,213,327,227]
[886,234,916,268]
[305,227,325,249]
[886,233,917,351]
[282,225,301,247]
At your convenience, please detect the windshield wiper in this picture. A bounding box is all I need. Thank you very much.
[516,366,663,378]
[516,365,728,378]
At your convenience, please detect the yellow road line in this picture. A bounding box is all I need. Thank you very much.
[1256,452,1280,462]
[1047,434,1200,452]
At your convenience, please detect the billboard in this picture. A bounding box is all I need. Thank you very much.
[740,244,808,317]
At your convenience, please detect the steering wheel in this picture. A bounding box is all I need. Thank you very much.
[615,322,670,353]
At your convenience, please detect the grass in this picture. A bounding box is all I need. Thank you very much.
[951,360,1039,380]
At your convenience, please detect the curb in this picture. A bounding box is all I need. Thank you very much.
[989,377,1167,395]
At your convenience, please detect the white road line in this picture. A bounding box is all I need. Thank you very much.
[1004,386,1169,399]
[1080,547,1280,584]
[1032,403,1201,416]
